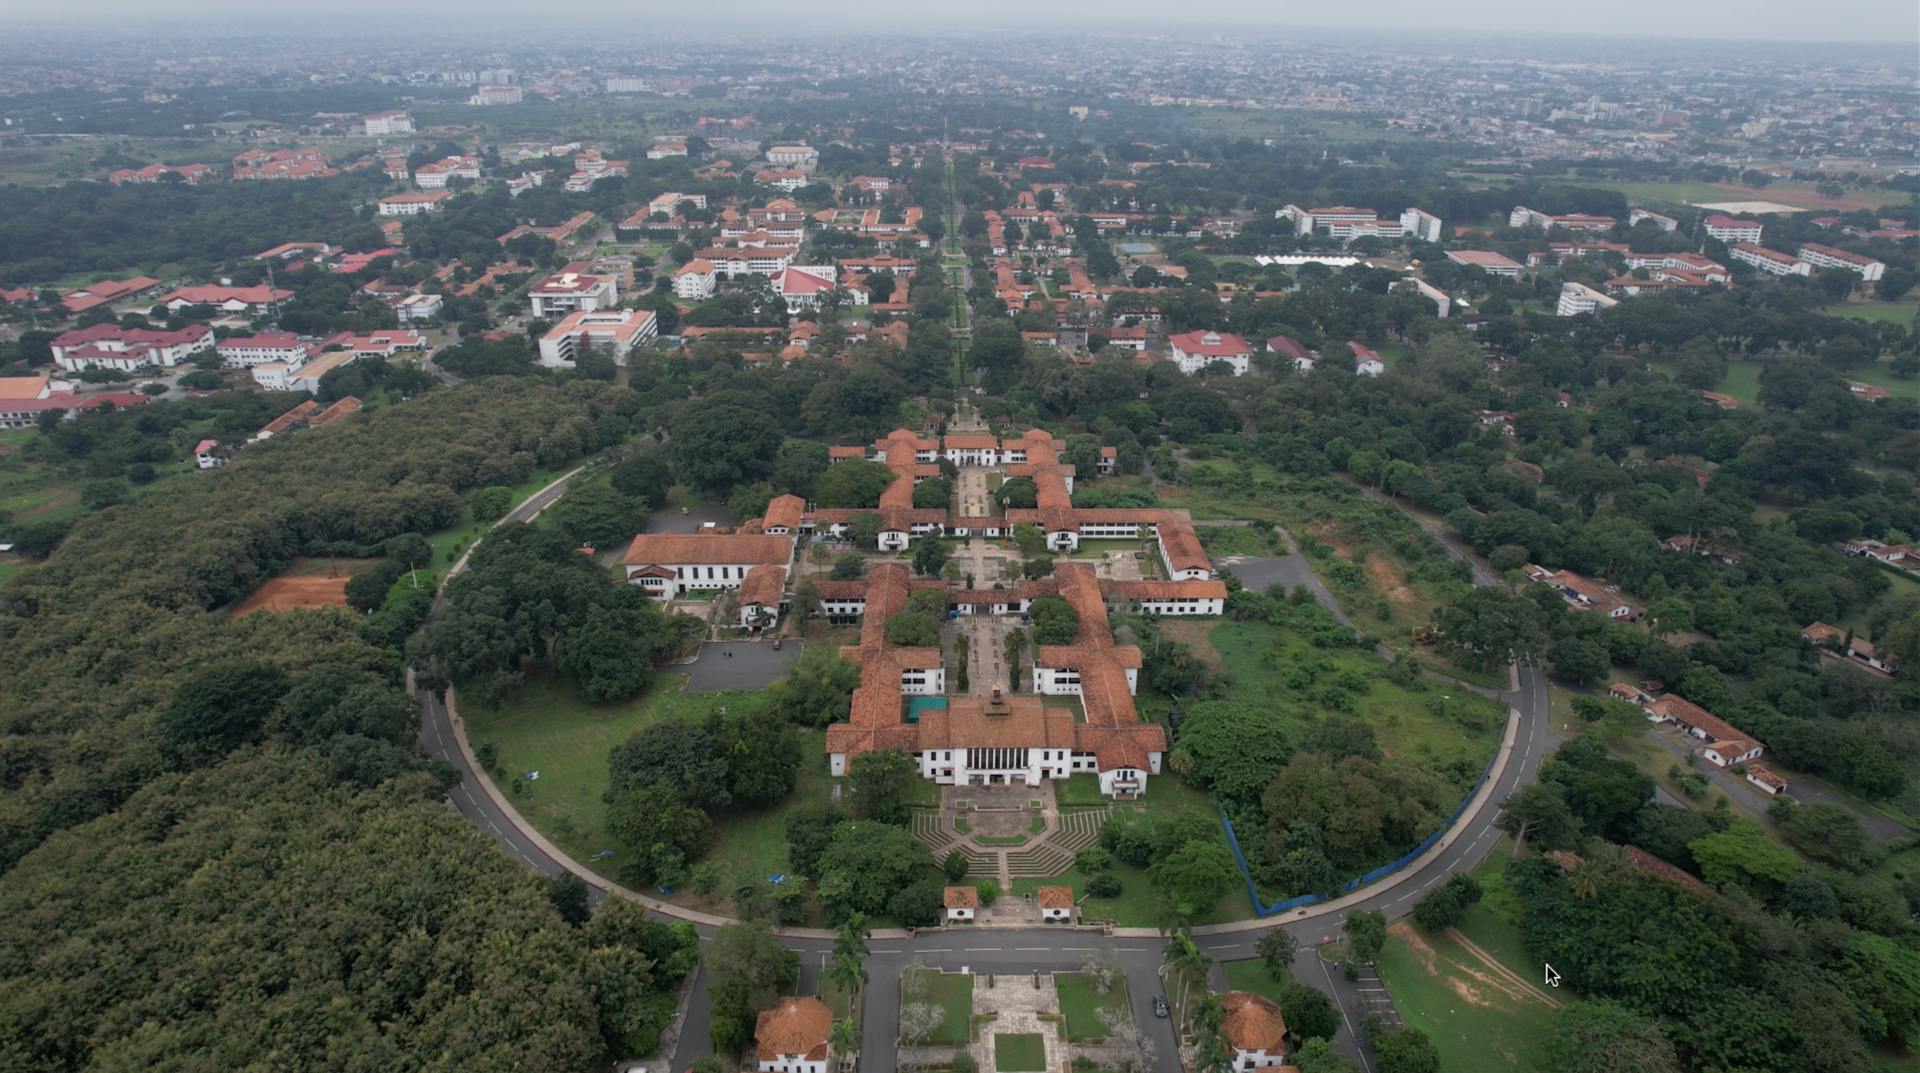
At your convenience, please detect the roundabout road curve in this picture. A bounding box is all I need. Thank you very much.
[415,469,1564,1073]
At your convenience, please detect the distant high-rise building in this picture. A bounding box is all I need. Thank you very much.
[471,85,523,106]
[1400,208,1444,243]
[361,111,414,137]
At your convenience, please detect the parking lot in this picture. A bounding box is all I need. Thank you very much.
[682,639,804,691]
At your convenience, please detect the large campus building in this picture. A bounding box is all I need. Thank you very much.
[618,428,1224,799]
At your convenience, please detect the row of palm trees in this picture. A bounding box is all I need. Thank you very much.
[825,913,869,1069]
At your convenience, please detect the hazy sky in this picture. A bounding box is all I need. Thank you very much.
[2,0,1915,43]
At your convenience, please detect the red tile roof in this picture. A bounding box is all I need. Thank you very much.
[622,532,793,567]
[755,997,831,1062]
[1220,992,1288,1054]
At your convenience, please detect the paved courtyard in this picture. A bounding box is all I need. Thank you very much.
[956,466,996,517]
[681,640,804,691]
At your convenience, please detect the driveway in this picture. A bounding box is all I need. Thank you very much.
[681,640,804,691]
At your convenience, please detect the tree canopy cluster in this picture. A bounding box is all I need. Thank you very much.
[0,379,698,1070]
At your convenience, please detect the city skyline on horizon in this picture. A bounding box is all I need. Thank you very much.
[0,0,1915,45]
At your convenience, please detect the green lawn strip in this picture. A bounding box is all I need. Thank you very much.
[1220,959,1290,1004]
[1055,972,1131,1041]
[975,833,1029,846]
[1821,300,1920,326]
[1056,775,1109,806]
[462,670,832,909]
[1373,845,1559,1071]
[904,970,974,1047]
[821,977,855,1022]
[994,1033,1046,1071]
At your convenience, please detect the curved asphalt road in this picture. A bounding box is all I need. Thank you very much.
[416,454,1564,1073]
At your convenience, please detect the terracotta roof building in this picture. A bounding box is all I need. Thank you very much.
[623,531,795,600]
[1220,991,1290,1067]
[1646,694,1764,768]
[754,996,832,1073]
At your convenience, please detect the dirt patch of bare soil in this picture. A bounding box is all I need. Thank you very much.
[1388,921,1561,1011]
[1367,556,1419,609]
[231,575,351,616]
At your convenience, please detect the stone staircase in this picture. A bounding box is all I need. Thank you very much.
[911,808,996,876]
[1004,841,1074,879]
[912,794,1122,884]
[1055,807,1110,852]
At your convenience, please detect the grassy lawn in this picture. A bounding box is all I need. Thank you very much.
[1055,972,1131,1041]
[1645,356,1916,410]
[1068,538,1154,560]
[1011,850,1255,929]
[1056,774,1110,806]
[904,970,973,1047]
[1376,927,1556,1072]
[1220,959,1290,1004]
[1381,850,1554,1062]
[1823,299,1920,326]
[822,977,856,1022]
[1456,847,1542,979]
[1210,620,1503,785]
[1373,842,1558,1072]
[993,1033,1046,1071]
[462,670,837,912]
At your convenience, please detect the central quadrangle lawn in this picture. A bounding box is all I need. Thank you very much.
[904,970,974,1047]
[1055,972,1131,1041]
[462,670,831,910]
[993,1033,1046,1072]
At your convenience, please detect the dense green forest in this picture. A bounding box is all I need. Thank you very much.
[0,380,689,1070]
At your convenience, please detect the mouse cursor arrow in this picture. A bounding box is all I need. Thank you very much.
[1544,964,1561,988]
